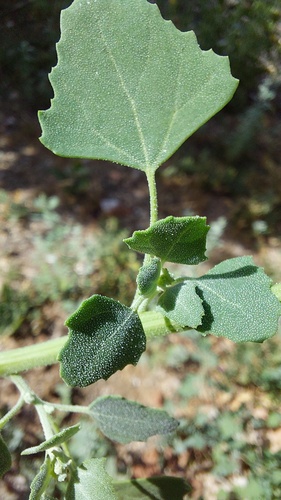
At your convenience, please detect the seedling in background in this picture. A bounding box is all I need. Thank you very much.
[0,0,280,497]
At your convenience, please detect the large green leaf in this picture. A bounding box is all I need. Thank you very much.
[66,458,117,500]
[114,476,191,500]
[124,216,209,264]
[90,396,178,443]
[39,0,238,172]
[168,256,281,343]
[195,256,281,342]
[59,295,146,387]
[0,434,12,477]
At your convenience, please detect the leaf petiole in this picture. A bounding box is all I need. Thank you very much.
[0,394,25,430]
[146,169,158,227]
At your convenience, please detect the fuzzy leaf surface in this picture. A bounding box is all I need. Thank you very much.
[157,281,204,328]
[90,396,178,443]
[29,456,53,500]
[114,476,190,499]
[39,0,238,172]
[194,256,281,342]
[66,458,117,500]
[124,216,209,264]
[137,257,161,297]
[59,295,146,387]
[0,434,12,477]
[21,424,80,455]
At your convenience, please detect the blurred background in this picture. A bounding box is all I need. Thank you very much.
[1,1,281,498]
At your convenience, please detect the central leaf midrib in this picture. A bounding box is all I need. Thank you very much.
[94,308,138,348]
[194,279,244,312]
[160,221,197,262]
[95,16,151,169]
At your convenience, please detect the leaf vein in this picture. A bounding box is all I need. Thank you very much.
[95,16,150,169]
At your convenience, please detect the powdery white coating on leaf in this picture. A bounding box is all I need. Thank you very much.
[137,257,161,297]
[124,216,210,264]
[59,295,146,387]
[90,395,178,443]
[39,0,238,172]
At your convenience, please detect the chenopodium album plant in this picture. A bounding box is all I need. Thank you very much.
[1,0,281,498]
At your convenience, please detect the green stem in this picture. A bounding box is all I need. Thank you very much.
[0,395,25,430]
[146,169,158,226]
[0,337,67,377]
[10,375,55,440]
[0,312,171,377]
[130,292,147,312]
[35,404,55,441]
[42,400,91,416]
[139,310,171,339]
[9,374,37,404]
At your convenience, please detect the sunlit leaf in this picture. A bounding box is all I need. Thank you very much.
[66,458,117,500]
[21,424,80,455]
[90,395,178,443]
[59,295,146,387]
[124,216,209,264]
[156,257,281,342]
[157,280,204,328]
[39,0,238,172]
[272,283,281,302]
[114,476,190,499]
[195,256,281,342]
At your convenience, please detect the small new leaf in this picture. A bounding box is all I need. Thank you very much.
[66,458,117,500]
[137,257,161,297]
[59,295,146,387]
[114,476,190,500]
[0,434,12,477]
[21,424,80,455]
[124,216,209,264]
[90,396,178,443]
[157,280,204,329]
[195,256,281,342]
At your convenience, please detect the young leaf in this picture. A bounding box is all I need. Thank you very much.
[195,256,281,342]
[0,434,12,477]
[66,458,117,500]
[157,280,204,329]
[124,216,210,264]
[90,395,178,443]
[113,476,191,500]
[137,257,161,297]
[29,456,54,500]
[59,295,146,387]
[21,424,80,455]
[39,0,238,172]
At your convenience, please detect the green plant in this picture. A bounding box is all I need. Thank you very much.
[0,0,280,498]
